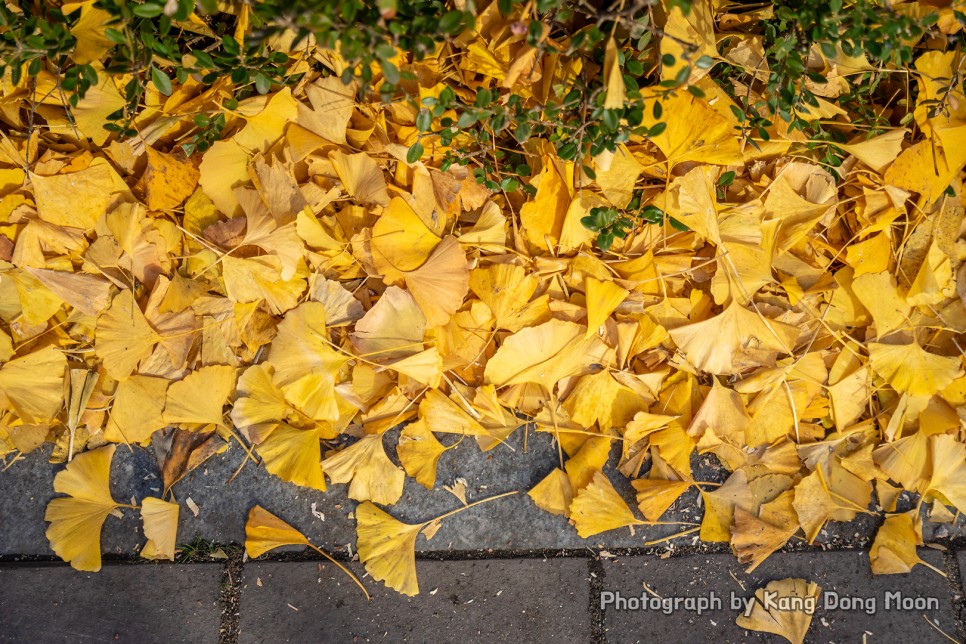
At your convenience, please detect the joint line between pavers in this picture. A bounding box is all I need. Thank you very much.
[218,550,245,644]
[589,556,606,644]
[942,550,966,643]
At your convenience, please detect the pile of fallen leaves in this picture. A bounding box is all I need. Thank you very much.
[1,0,966,607]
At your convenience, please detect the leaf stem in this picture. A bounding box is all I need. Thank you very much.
[426,490,519,524]
[307,544,372,601]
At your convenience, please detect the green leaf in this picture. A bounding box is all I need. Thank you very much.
[407,141,424,164]
[597,232,615,251]
[416,109,432,132]
[254,73,272,95]
[558,142,578,160]
[438,10,467,34]
[668,217,689,231]
[132,3,164,18]
[641,206,664,224]
[718,171,736,187]
[601,109,619,132]
[105,28,126,45]
[151,67,173,96]
[381,60,400,85]
[456,111,478,128]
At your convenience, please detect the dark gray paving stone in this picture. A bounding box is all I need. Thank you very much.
[602,550,958,643]
[5,436,960,559]
[0,445,146,557]
[238,558,591,643]
[0,563,222,643]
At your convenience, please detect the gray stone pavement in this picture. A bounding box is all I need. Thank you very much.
[238,559,592,643]
[602,550,962,643]
[3,435,955,559]
[3,437,966,642]
[1,551,965,643]
[0,563,223,643]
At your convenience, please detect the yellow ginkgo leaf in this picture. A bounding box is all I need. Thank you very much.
[570,471,643,538]
[699,469,752,542]
[44,445,120,572]
[308,277,364,326]
[30,159,128,229]
[869,511,926,574]
[402,236,469,328]
[867,341,962,397]
[468,263,550,332]
[197,139,251,218]
[519,157,571,248]
[528,467,574,517]
[355,501,425,596]
[926,434,966,513]
[138,147,200,212]
[584,277,628,338]
[873,430,930,493]
[26,267,112,317]
[0,346,66,423]
[632,478,691,522]
[140,497,179,561]
[236,194,304,281]
[660,3,717,86]
[839,128,906,172]
[104,375,168,445]
[386,347,442,388]
[594,146,643,208]
[356,491,518,596]
[221,254,306,315]
[456,202,506,251]
[668,303,799,375]
[792,465,869,543]
[484,319,608,391]
[245,505,369,599]
[69,4,114,65]
[255,424,326,491]
[735,578,821,644]
[562,370,649,432]
[640,90,743,167]
[883,140,954,202]
[350,286,427,360]
[163,365,236,427]
[322,434,405,505]
[276,372,344,425]
[95,290,159,380]
[565,436,613,492]
[371,197,441,273]
[851,272,909,338]
[231,364,297,430]
[397,420,447,489]
[330,149,390,206]
[603,37,625,109]
[419,389,488,437]
[731,503,797,573]
[245,505,311,557]
[297,76,355,146]
[268,301,349,418]
[231,88,299,153]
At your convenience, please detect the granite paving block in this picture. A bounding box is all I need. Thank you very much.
[237,558,591,643]
[0,563,222,643]
[602,550,958,643]
[5,434,959,559]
